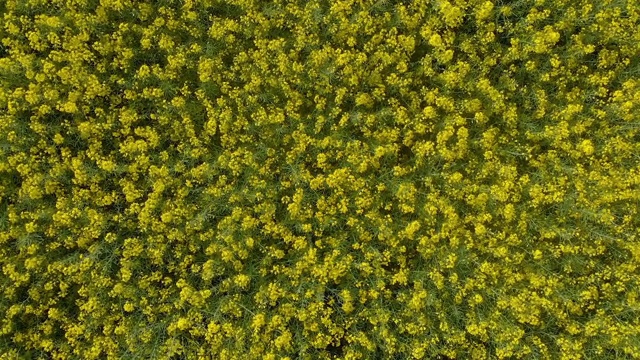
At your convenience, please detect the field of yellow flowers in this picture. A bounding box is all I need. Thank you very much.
[1,0,639,359]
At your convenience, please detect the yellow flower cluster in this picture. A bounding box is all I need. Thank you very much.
[1,0,640,359]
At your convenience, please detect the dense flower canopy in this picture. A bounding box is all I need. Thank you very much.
[1,0,640,359]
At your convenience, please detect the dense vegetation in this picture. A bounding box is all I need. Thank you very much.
[1,0,639,358]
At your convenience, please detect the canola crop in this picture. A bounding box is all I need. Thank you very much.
[1,0,640,359]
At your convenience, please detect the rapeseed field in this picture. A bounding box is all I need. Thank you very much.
[1,0,639,358]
